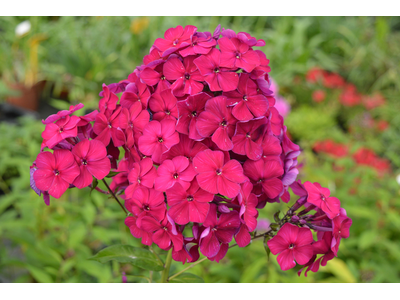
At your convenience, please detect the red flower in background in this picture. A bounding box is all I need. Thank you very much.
[312,90,326,103]
[362,93,386,110]
[313,139,348,158]
[339,84,362,106]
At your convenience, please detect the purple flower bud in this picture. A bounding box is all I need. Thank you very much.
[218,204,231,214]
[291,215,300,223]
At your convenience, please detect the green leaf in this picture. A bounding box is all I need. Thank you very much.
[169,272,204,283]
[90,178,98,195]
[89,245,164,271]
[125,275,151,283]
[27,265,54,283]
[323,258,356,283]
[273,211,281,223]
[263,235,271,261]
[106,171,121,178]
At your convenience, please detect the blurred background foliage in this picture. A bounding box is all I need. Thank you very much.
[0,16,399,283]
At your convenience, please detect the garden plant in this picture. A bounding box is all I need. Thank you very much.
[29,24,353,283]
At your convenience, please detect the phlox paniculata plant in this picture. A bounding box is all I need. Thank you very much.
[30,24,352,277]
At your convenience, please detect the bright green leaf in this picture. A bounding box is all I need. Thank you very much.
[89,245,164,271]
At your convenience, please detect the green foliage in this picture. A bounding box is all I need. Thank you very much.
[169,273,204,283]
[89,245,164,271]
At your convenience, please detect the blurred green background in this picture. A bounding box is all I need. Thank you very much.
[1,16,400,283]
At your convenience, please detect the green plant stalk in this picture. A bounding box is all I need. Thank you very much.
[161,249,173,283]
[168,231,271,282]
[149,245,164,265]
[101,178,128,216]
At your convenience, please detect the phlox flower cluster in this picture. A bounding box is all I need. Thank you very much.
[30,25,351,274]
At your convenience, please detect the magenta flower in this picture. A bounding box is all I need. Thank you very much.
[33,150,80,198]
[267,223,314,271]
[71,139,111,189]
[234,224,251,247]
[193,149,248,198]
[218,37,260,72]
[269,107,284,136]
[148,89,178,121]
[140,65,172,93]
[139,214,183,251]
[237,181,258,232]
[120,81,151,109]
[176,92,211,140]
[304,182,341,219]
[161,134,208,162]
[221,29,265,47]
[243,158,284,198]
[124,158,158,198]
[42,115,81,149]
[155,156,197,191]
[99,84,119,113]
[138,119,180,164]
[125,215,153,246]
[262,135,282,159]
[298,232,335,277]
[119,102,150,149]
[223,73,269,121]
[154,25,197,57]
[199,204,241,258]
[232,117,268,161]
[179,31,217,57]
[194,48,239,92]
[332,210,352,255]
[42,103,84,125]
[128,187,166,222]
[166,180,214,225]
[196,96,237,151]
[163,56,204,97]
[93,107,126,147]
[99,81,129,96]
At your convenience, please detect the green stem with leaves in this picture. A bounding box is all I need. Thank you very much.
[161,248,173,283]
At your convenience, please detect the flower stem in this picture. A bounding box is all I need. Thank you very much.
[167,231,272,281]
[161,249,173,283]
[168,257,208,282]
[149,245,164,265]
[101,178,128,216]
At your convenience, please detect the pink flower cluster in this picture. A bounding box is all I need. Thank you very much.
[267,180,352,274]
[30,25,351,272]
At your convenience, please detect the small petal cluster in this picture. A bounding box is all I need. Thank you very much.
[31,24,351,272]
[266,180,352,274]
